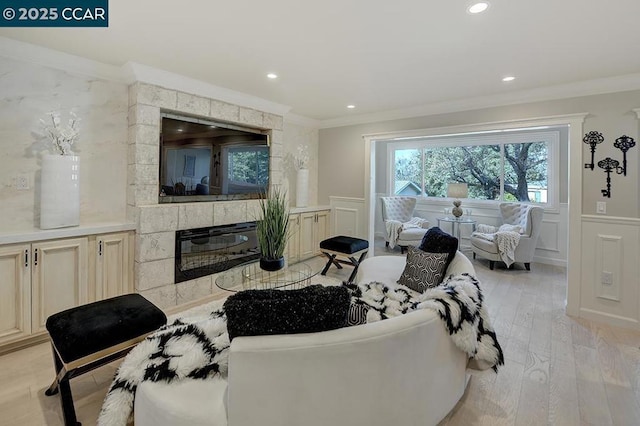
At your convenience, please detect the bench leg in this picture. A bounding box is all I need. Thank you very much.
[321,252,343,276]
[321,253,338,276]
[346,251,368,284]
[59,374,81,426]
[45,343,81,425]
[45,343,61,396]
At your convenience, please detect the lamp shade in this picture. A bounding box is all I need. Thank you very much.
[447,183,468,199]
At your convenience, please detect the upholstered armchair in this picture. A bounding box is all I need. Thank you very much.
[470,203,544,270]
[380,196,430,253]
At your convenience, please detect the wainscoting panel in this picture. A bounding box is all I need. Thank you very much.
[580,216,640,330]
[594,234,622,302]
[329,197,366,239]
[373,197,568,266]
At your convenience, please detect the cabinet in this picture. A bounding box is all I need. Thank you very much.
[31,238,89,333]
[287,215,300,264]
[0,245,31,344]
[0,230,133,347]
[290,209,330,262]
[94,232,133,300]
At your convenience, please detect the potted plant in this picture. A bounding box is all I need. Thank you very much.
[257,187,290,271]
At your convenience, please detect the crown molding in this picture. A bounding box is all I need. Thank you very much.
[122,62,292,117]
[319,73,640,129]
[284,112,321,128]
[0,36,125,82]
[0,37,292,117]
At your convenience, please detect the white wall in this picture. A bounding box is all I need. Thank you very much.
[282,121,319,207]
[0,56,129,232]
[319,90,640,218]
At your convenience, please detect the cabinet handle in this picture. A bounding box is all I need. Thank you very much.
[99,240,103,256]
[34,248,38,266]
[24,249,28,268]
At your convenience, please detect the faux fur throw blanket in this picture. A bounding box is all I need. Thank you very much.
[98,274,503,426]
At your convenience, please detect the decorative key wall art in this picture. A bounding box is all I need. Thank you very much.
[583,131,604,170]
[584,132,635,199]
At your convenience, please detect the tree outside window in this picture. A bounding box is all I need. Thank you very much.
[393,139,550,204]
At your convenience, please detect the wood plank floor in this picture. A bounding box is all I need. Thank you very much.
[1,247,639,425]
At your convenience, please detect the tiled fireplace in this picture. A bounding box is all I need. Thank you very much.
[127,82,285,308]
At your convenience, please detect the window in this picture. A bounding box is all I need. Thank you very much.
[227,146,269,186]
[389,130,558,207]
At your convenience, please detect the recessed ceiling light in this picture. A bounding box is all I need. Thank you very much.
[177,128,184,132]
[347,105,356,109]
[467,2,489,14]
[502,76,516,82]
[267,73,278,79]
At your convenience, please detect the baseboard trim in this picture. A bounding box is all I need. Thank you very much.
[532,255,567,267]
[0,332,49,356]
[579,307,640,331]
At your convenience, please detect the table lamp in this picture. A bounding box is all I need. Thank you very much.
[447,183,468,218]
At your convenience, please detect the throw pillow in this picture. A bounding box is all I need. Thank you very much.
[223,285,350,341]
[397,247,449,293]
[418,226,458,270]
[347,301,370,326]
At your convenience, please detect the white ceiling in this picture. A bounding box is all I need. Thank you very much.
[2,0,640,122]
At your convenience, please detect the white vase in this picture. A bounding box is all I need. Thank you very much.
[40,154,80,229]
[295,168,309,208]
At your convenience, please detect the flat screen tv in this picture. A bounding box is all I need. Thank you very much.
[159,113,269,203]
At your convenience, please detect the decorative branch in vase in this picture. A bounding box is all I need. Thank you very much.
[40,110,80,155]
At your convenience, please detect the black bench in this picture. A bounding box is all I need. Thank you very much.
[320,236,369,283]
[45,294,167,426]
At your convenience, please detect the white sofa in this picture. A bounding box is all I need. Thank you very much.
[135,252,474,426]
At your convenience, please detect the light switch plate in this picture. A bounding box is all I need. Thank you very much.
[596,202,606,214]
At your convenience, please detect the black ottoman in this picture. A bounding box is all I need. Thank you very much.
[320,236,369,283]
[45,294,167,426]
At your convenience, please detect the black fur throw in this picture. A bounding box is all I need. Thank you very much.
[418,226,458,270]
[224,285,350,341]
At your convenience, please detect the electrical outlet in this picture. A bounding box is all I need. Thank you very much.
[596,201,606,214]
[601,271,613,285]
[14,175,29,190]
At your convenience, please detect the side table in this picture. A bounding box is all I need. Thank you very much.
[436,217,477,250]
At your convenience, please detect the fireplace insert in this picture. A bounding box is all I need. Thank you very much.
[175,222,259,283]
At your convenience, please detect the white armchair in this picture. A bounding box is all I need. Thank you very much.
[470,203,544,270]
[380,196,430,253]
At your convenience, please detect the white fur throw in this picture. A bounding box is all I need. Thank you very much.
[98,274,503,426]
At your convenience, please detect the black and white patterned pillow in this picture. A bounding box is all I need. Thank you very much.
[397,247,449,293]
[347,301,370,326]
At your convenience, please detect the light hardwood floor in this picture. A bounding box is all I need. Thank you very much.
[1,248,639,425]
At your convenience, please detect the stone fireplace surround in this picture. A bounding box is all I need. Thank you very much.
[127,82,284,309]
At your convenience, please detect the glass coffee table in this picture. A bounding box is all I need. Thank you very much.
[215,261,319,292]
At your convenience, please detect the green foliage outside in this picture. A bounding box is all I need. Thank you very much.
[228,148,269,186]
[394,141,548,202]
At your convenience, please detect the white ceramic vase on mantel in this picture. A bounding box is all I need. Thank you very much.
[295,168,309,208]
[40,154,80,229]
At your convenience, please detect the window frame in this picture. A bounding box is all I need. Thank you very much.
[387,129,560,211]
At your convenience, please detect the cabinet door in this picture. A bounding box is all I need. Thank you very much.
[31,237,88,333]
[299,212,316,260]
[286,214,300,264]
[314,210,331,254]
[96,232,132,301]
[0,244,31,344]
